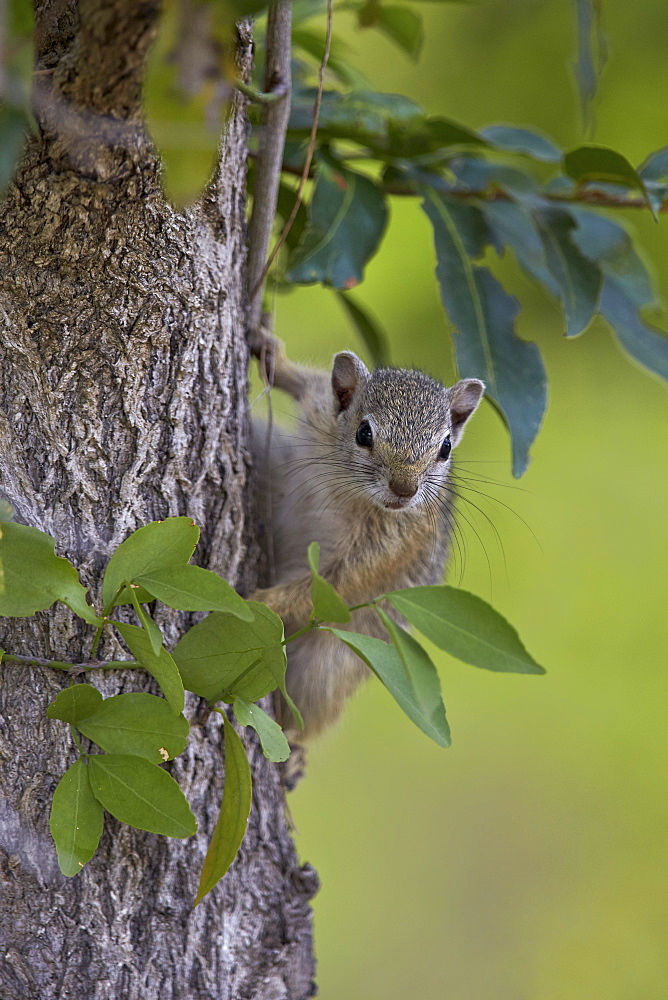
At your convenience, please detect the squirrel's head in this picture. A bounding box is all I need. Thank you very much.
[331,351,484,512]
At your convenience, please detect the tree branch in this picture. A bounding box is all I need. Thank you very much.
[246,0,293,337]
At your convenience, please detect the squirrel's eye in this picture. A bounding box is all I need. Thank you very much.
[439,435,452,460]
[356,420,373,448]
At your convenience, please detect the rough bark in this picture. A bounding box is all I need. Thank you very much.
[0,2,318,997]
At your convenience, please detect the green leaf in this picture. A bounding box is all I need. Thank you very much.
[172,602,287,703]
[233,697,291,763]
[481,124,561,163]
[336,291,389,367]
[127,583,164,656]
[194,710,252,904]
[47,684,103,724]
[289,88,424,152]
[114,621,185,714]
[532,205,603,338]
[450,157,538,195]
[0,521,102,625]
[88,755,197,838]
[599,279,668,383]
[482,200,558,296]
[134,565,253,620]
[50,759,104,877]
[573,0,607,130]
[76,693,189,763]
[102,517,199,607]
[422,187,547,477]
[292,28,370,89]
[0,500,14,522]
[326,629,449,746]
[376,608,450,744]
[385,586,545,674]
[563,144,652,212]
[0,106,28,196]
[569,208,655,308]
[307,542,351,623]
[365,5,424,61]
[287,158,388,289]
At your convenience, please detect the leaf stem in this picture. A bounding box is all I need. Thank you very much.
[69,725,85,754]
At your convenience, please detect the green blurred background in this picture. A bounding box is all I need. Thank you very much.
[162,1,668,996]
[273,3,668,998]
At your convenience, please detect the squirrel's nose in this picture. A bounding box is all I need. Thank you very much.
[389,478,418,499]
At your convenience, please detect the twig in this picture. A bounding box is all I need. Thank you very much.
[246,0,293,337]
[254,0,334,292]
[1,653,140,672]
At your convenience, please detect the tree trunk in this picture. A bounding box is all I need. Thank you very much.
[0,2,317,997]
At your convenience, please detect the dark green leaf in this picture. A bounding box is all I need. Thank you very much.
[0,106,28,195]
[326,628,449,746]
[50,759,104,877]
[450,158,538,195]
[47,684,103,724]
[276,180,309,252]
[77,693,189,763]
[307,542,351,623]
[194,711,252,904]
[173,602,287,703]
[0,521,102,625]
[481,124,561,163]
[287,158,388,289]
[482,200,558,296]
[385,586,545,674]
[88,755,197,838]
[102,517,199,607]
[368,5,424,61]
[336,291,389,367]
[422,187,547,477]
[563,144,650,208]
[233,697,291,763]
[569,208,655,307]
[573,0,607,130]
[377,608,450,744]
[289,88,424,151]
[134,565,253,620]
[532,206,602,338]
[638,146,668,182]
[114,621,185,714]
[292,28,369,89]
[599,279,668,383]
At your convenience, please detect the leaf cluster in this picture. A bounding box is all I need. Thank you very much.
[0,514,543,902]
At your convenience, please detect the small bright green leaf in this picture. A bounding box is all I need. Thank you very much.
[88,755,197,838]
[532,206,603,338]
[134,565,253,620]
[368,5,424,61]
[173,602,287,703]
[0,106,28,195]
[233,697,291,763]
[385,586,545,674]
[377,608,450,744]
[50,759,104,877]
[47,684,103,724]
[127,582,164,656]
[114,621,185,714]
[0,521,102,625]
[422,187,547,477]
[481,124,561,162]
[564,144,651,211]
[102,517,199,607]
[307,542,351,623]
[327,628,449,746]
[77,693,189,763]
[336,291,389,367]
[287,158,388,289]
[194,711,252,904]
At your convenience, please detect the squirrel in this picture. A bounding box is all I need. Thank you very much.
[250,331,484,782]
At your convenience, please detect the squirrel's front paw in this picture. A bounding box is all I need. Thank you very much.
[249,318,284,384]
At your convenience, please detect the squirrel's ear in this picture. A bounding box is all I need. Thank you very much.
[332,351,369,412]
[449,378,485,445]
